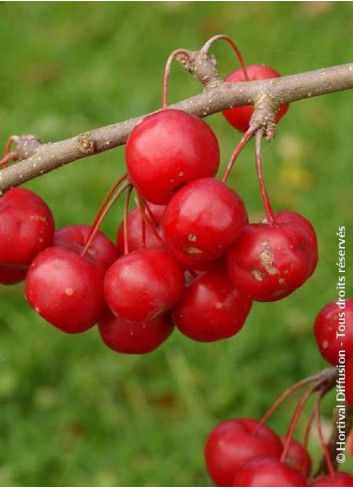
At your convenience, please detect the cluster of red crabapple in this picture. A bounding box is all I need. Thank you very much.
[0,36,319,357]
[1,34,352,486]
[205,298,353,486]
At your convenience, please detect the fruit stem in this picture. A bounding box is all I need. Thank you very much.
[81,181,131,258]
[136,195,164,246]
[94,173,128,223]
[280,384,318,463]
[304,398,317,448]
[257,375,319,430]
[255,129,275,225]
[221,127,255,182]
[162,48,189,109]
[201,34,249,81]
[144,201,160,227]
[314,389,336,479]
[123,184,133,255]
[0,137,15,169]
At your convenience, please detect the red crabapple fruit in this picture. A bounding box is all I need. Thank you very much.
[126,109,220,204]
[308,471,353,486]
[98,311,174,354]
[163,178,248,270]
[314,299,353,365]
[205,418,283,486]
[25,246,105,333]
[222,65,289,132]
[54,224,119,273]
[227,211,318,302]
[104,248,185,322]
[280,436,312,477]
[0,188,55,284]
[116,204,165,253]
[232,455,307,487]
[173,269,252,342]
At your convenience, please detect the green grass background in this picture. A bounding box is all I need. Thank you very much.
[0,2,353,486]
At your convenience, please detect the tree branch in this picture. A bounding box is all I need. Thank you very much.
[0,61,352,194]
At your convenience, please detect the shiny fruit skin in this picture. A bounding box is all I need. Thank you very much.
[227,214,317,302]
[163,178,248,270]
[25,247,105,333]
[98,312,174,354]
[116,204,165,253]
[222,65,289,132]
[314,299,353,365]
[205,418,283,486]
[126,109,220,204]
[280,436,312,477]
[232,455,307,487]
[104,248,185,322]
[54,224,119,273]
[173,269,252,342]
[308,471,353,486]
[275,210,318,275]
[0,188,55,284]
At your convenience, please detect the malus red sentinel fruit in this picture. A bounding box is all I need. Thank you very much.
[104,248,185,322]
[314,299,353,365]
[163,178,248,270]
[126,109,220,204]
[99,312,174,354]
[222,64,289,132]
[173,269,252,342]
[25,246,105,333]
[0,188,54,284]
[205,418,282,486]
[232,455,306,487]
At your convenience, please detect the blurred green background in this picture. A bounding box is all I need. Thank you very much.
[0,2,353,486]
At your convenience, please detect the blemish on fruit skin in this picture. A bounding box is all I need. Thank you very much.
[185,245,203,256]
[188,234,197,242]
[215,302,223,310]
[260,241,278,276]
[65,288,74,296]
[31,214,47,223]
[252,269,264,281]
[322,340,329,349]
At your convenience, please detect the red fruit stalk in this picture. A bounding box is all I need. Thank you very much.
[117,203,165,253]
[81,180,131,258]
[280,385,318,464]
[280,437,312,477]
[54,224,118,273]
